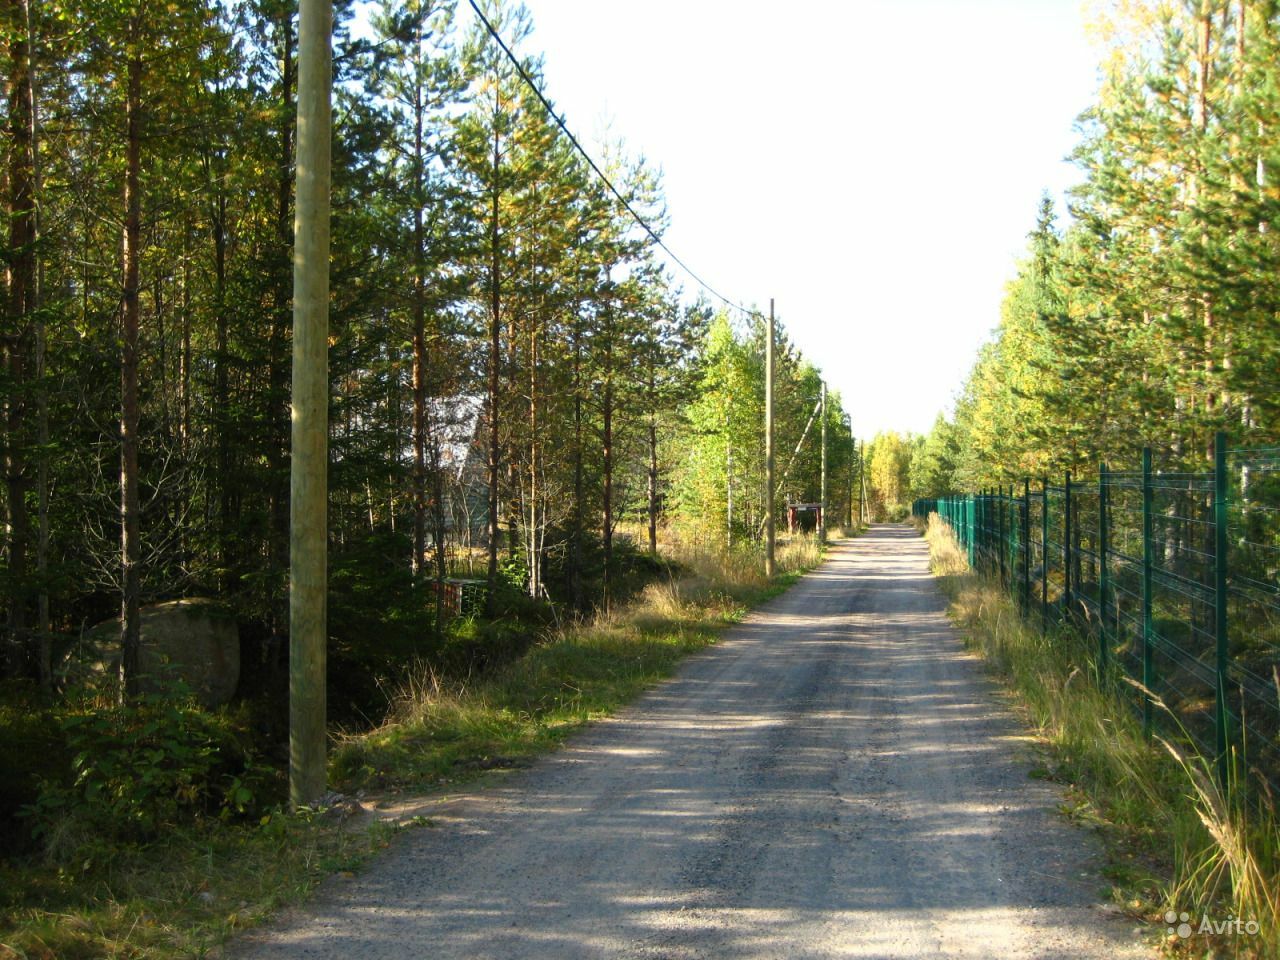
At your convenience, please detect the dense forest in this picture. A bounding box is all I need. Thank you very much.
[0,0,855,710]
[918,1,1280,485]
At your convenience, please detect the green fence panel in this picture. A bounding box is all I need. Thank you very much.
[911,436,1280,795]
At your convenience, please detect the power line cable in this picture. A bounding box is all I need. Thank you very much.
[465,0,754,316]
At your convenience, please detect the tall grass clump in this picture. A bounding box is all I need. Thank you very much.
[920,512,1280,958]
[657,533,822,598]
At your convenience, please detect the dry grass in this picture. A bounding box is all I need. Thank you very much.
[665,534,822,592]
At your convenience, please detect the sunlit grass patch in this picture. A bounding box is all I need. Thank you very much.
[0,806,393,960]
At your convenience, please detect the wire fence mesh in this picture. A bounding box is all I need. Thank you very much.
[913,435,1280,798]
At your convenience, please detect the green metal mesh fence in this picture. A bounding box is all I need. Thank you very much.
[912,434,1280,796]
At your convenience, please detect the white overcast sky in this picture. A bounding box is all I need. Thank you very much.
[367,0,1104,439]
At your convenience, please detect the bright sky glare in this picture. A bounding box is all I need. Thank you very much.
[509,0,1102,440]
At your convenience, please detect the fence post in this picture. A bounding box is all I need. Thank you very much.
[1213,431,1230,788]
[1022,478,1031,615]
[998,486,1006,586]
[1006,485,1014,588]
[987,488,994,575]
[985,488,991,578]
[1141,446,1154,739]
[1063,470,1072,621]
[967,495,975,568]
[991,488,997,576]
[1098,461,1110,679]
[1041,477,1049,634]
[992,488,997,576]
[977,489,984,572]
[1008,484,1016,591]
[983,491,993,576]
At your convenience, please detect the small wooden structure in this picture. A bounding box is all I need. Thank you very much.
[433,577,488,619]
[787,502,822,534]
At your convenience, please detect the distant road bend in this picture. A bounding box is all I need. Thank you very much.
[233,524,1149,960]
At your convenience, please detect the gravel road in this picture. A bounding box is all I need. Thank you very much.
[231,524,1150,959]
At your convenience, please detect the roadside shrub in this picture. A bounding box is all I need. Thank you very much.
[22,692,277,863]
[437,615,541,673]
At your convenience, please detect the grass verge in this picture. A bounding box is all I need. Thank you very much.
[0,536,826,960]
[918,513,1279,959]
[329,535,822,793]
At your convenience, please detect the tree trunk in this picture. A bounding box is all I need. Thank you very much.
[174,226,191,571]
[484,117,501,617]
[429,408,447,636]
[726,412,733,550]
[411,61,427,577]
[154,275,168,437]
[211,189,231,591]
[601,291,614,610]
[528,310,540,598]
[179,226,191,451]
[119,44,143,700]
[647,413,658,557]
[269,7,297,635]
[6,0,34,678]
[569,307,583,610]
[29,0,47,686]
[407,19,438,611]
[1195,2,1219,458]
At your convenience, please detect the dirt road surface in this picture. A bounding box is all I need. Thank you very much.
[232,525,1150,959]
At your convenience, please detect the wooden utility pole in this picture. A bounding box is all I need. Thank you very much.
[818,381,827,542]
[764,300,775,577]
[289,0,332,809]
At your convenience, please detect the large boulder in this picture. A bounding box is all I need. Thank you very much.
[79,599,240,707]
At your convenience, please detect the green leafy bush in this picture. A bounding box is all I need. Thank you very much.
[23,692,276,862]
[437,615,541,673]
